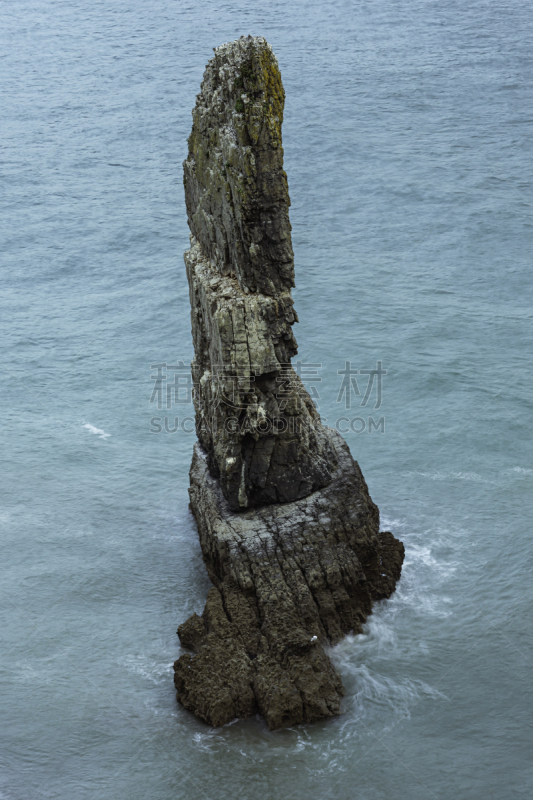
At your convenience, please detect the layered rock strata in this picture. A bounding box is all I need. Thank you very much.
[185,241,337,510]
[183,34,337,511]
[174,35,404,729]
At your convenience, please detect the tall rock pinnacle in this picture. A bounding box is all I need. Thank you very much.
[183,35,337,510]
[174,37,405,730]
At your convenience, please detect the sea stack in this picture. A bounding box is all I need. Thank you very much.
[174,35,404,729]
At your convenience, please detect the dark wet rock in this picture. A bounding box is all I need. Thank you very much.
[174,35,404,729]
[175,434,404,728]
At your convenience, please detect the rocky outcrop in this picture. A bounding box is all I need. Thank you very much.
[174,35,404,729]
[184,241,338,510]
[175,434,404,728]
[183,35,338,511]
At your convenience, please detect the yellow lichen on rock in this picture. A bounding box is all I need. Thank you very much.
[258,46,284,145]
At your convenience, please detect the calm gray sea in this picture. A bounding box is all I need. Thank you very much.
[1,1,532,798]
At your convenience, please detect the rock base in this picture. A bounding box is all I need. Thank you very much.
[174,430,404,729]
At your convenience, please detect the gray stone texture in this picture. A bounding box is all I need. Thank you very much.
[174,36,404,729]
[174,434,404,729]
[183,35,338,511]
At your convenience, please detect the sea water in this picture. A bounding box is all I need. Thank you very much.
[1,1,532,798]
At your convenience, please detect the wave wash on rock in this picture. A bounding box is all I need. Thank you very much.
[174,35,405,730]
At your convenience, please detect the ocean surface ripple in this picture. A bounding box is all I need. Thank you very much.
[1,1,532,798]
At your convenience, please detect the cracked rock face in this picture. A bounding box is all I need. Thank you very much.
[175,434,404,729]
[185,240,338,510]
[184,35,293,297]
[183,35,338,511]
[174,36,405,730]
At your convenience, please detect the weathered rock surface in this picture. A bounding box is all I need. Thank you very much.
[183,34,338,511]
[175,433,404,729]
[185,239,338,510]
[184,35,293,297]
[174,35,404,729]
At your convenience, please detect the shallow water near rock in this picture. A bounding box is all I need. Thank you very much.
[1,1,532,798]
